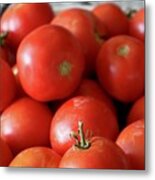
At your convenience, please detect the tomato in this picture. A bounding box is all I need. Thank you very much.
[17,25,85,102]
[116,119,144,170]
[50,96,119,155]
[0,3,54,50]
[93,3,129,37]
[127,96,144,125]
[0,58,17,112]
[51,8,107,74]
[1,97,53,155]
[96,35,144,103]
[12,64,27,98]
[59,121,129,169]
[9,147,61,168]
[129,8,144,41]
[74,79,116,114]
[0,138,13,166]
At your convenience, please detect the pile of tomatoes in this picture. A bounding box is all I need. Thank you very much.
[0,3,144,170]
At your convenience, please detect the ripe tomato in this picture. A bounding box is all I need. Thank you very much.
[59,121,129,169]
[96,35,144,103]
[129,8,144,41]
[127,96,144,125]
[9,147,61,168]
[0,138,13,166]
[116,119,144,170]
[17,25,85,102]
[12,64,27,98]
[93,3,129,37]
[0,3,54,50]
[0,58,17,112]
[50,96,119,155]
[74,79,116,114]
[1,97,53,155]
[51,8,107,74]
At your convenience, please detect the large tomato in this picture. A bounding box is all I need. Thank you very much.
[129,8,144,41]
[127,96,144,125]
[50,96,119,155]
[0,138,13,166]
[17,25,85,102]
[1,97,53,155]
[51,8,107,74]
[93,3,129,37]
[116,119,144,170]
[74,79,116,114]
[0,58,17,112]
[9,147,61,168]
[0,3,54,50]
[59,122,129,169]
[96,35,144,103]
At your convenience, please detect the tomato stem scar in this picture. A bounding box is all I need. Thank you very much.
[117,45,130,57]
[59,60,72,76]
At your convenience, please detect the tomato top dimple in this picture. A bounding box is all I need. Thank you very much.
[59,60,72,76]
[117,45,130,57]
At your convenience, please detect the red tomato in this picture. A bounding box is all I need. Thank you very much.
[50,96,119,155]
[74,79,116,114]
[9,147,61,168]
[17,25,85,102]
[127,96,144,125]
[96,35,144,103]
[59,121,129,169]
[51,8,107,74]
[116,119,144,170]
[12,64,27,98]
[1,97,53,155]
[0,138,13,166]
[0,3,54,50]
[0,59,17,112]
[93,3,129,37]
[129,8,144,41]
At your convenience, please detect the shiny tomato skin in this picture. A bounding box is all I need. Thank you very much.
[50,96,119,155]
[17,25,85,102]
[9,147,61,168]
[59,136,129,169]
[0,138,13,166]
[129,8,144,41]
[116,120,144,170]
[0,3,54,50]
[51,8,107,74]
[1,97,53,155]
[127,96,144,125]
[93,3,129,37]
[0,59,17,112]
[96,35,144,103]
[74,79,116,114]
